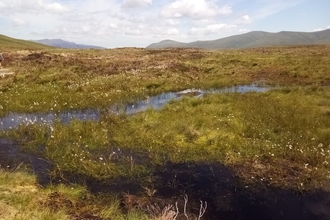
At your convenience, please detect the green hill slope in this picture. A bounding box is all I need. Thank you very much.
[0,34,52,49]
[147,29,330,49]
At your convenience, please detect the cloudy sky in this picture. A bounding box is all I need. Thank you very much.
[0,0,329,48]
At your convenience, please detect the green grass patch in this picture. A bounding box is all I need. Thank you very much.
[111,88,330,189]
[1,46,330,213]
[0,168,151,220]
[1,46,330,116]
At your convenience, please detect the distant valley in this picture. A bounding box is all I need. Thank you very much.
[147,29,330,49]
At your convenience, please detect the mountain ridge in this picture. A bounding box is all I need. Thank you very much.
[146,29,330,49]
[0,34,52,49]
[32,39,105,49]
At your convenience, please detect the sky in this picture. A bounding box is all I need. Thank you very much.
[0,0,329,48]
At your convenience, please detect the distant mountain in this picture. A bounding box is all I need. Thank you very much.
[147,29,330,49]
[0,34,52,49]
[32,39,105,49]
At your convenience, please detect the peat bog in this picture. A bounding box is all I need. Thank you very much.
[1,46,330,219]
[1,137,330,220]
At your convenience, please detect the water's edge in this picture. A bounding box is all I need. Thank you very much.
[0,84,269,131]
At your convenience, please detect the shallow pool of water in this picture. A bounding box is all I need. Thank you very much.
[0,84,269,131]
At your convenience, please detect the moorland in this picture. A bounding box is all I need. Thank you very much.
[0,42,330,220]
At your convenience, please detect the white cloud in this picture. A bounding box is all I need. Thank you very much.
[164,19,180,26]
[238,28,250,33]
[165,28,179,35]
[192,18,217,26]
[0,0,321,48]
[52,26,68,35]
[313,25,330,32]
[109,23,118,29]
[125,15,148,23]
[63,13,95,22]
[0,0,69,14]
[12,18,27,26]
[190,23,237,35]
[160,0,232,20]
[122,0,152,8]
[43,2,69,13]
[81,25,92,33]
[235,15,252,24]
[124,27,142,35]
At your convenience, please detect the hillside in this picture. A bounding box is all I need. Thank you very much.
[0,34,52,49]
[147,29,330,49]
[33,39,105,49]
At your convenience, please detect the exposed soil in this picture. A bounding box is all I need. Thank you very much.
[153,162,330,220]
[0,137,52,186]
[42,191,106,220]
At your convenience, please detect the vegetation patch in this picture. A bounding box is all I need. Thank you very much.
[1,45,330,219]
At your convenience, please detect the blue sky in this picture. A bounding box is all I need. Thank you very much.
[0,0,329,48]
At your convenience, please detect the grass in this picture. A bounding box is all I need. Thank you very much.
[0,34,52,49]
[1,45,330,116]
[112,87,330,189]
[1,45,330,219]
[5,86,330,191]
[45,120,149,180]
[0,167,153,220]
[0,168,68,219]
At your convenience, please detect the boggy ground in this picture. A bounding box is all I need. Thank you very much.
[1,45,330,116]
[1,137,330,220]
[1,45,330,219]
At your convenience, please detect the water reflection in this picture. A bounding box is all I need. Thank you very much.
[0,109,99,130]
[118,84,268,115]
[0,84,269,131]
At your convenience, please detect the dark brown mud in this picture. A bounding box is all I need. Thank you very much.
[153,162,330,220]
[1,137,329,220]
[0,137,52,186]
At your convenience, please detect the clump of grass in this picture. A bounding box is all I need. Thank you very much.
[44,120,150,181]
[0,167,153,220]
[0,168,68,219]
[3,117,150,182]
[5,123,49,155]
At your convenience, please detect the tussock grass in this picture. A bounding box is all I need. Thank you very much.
[0,168,150,220]
[0,168,68,220]
[1,45,330,116]
[112,88,330,190]
[45,120,149,180]
[4,87,330,190]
